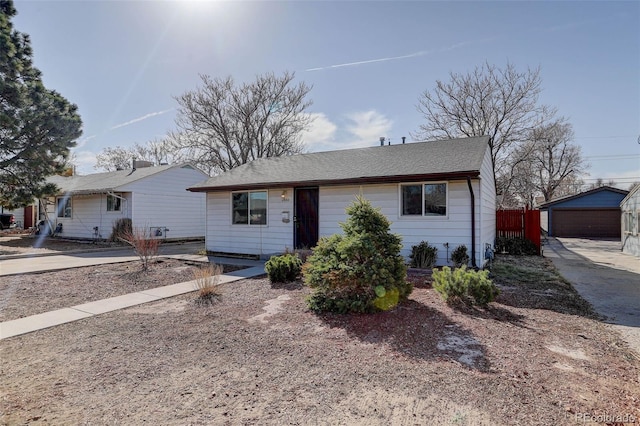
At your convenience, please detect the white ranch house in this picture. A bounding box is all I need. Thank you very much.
[44,163,208,241]
[188,136,496,267]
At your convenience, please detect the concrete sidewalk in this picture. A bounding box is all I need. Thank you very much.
[0,259,266,340]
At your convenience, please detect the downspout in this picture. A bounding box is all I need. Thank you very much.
[466,177,477,268]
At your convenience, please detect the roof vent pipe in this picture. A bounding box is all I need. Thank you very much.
[402,136,406,144]
[379,137,385,146]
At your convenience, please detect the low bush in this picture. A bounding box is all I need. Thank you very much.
[265,253,303,283]
[410,241,438,268]
[110,218,132,243]
[451,244,470,268]
[494,236,538,255]
[433,266,499,307]
[119,226,160,271]
[193,263,222,304]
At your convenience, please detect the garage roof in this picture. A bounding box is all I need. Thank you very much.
[538,186,629,209]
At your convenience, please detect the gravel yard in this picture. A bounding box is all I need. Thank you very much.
[1,242,639,425]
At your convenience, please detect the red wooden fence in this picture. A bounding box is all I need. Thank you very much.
[496,208,541,254]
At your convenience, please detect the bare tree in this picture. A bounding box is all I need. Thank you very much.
[511,119,587,203]
[413,62,555,186]
[94,146,133,171]
[94,138,184,172]
[172,71,313,175]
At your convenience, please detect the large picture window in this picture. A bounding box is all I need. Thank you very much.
[401,183,447,217]
[56,197,72,218]
[232,191,267,225]
[107,194,122,212]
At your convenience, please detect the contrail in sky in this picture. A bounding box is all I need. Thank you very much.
[306,51,428,72]
[306,38,496,72]
[110,109,173,130]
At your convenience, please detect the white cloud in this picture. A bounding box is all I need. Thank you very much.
[345,110,393,147]
[110,108,173,130]
[301,113,337,147]
[71,150,98,175]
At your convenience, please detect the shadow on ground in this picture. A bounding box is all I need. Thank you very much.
[317,299,492,371]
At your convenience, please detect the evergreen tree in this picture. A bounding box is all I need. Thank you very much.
[0,0,82,207]
[303,196,411,313]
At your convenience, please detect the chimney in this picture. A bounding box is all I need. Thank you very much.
[402,136,406,144]
[132,157,137,170]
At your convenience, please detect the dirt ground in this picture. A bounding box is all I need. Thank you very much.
[1,248,639,424]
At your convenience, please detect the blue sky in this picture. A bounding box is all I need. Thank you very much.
[12,0,640,187]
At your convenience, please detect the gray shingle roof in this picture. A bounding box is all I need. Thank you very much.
[188,136,490,192]
[537,185,629,209]
[48,164,180,195]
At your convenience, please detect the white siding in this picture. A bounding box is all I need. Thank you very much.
[319,182,477,266]
[478,146,496,267]
[52,193,131,239]
[205,189,294,257]
[122,166,207,239]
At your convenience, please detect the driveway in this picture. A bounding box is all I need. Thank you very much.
[545,237,640,355]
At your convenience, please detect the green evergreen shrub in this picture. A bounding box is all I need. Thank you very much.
[433,266,499,307]
[303,196,411,313]
[410,241,438,268]
[451,244,470,268]
[494,236,538,255]
[265,253,303,283]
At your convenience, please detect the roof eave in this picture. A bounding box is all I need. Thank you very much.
[187,170,481,193]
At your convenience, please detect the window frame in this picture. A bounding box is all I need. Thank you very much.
[624,210,638,236]
[106,193,122,212]
[231,190,268,226]
[56,197,72,218]
[399,181,448,219]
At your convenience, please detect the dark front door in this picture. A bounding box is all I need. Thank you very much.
[294,187,319,249]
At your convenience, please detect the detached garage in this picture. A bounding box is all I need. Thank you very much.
[539,186,629,238]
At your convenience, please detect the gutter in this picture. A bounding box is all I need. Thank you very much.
[466,177,477,268]
[187,171,482,193]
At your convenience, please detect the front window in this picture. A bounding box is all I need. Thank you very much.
[107,194,122,212]
[56,197,72,218]
[401,182,447,217]
[232,191,267,225]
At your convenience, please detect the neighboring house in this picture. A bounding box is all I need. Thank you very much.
[188,136,496,267]
[621,184,640,256]
[538,186,629,238]
[43,162,208,240]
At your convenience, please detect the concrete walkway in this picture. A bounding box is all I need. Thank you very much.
[0,242,207,276]
[545,237,640,356]
[0,249,266,340]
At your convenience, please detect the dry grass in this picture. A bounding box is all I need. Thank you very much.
[119,227,161,271]
[193,263,223,304]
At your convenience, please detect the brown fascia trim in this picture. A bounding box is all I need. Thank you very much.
[187,171,481,193]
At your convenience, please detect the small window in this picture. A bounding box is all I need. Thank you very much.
[56,197,72,218]
[232,191,267,225]
[107,194,122,212]
[400,182,447,217]
[624,211,636,235]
